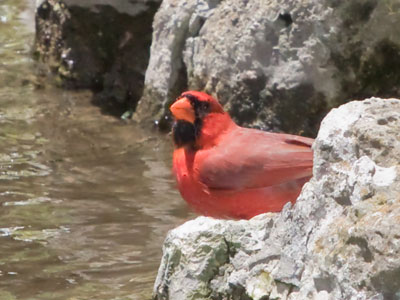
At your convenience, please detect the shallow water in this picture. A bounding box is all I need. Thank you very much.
[0,1,191,299]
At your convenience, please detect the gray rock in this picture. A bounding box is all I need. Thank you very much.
[34,0,161,114]
[153,98,400,300]
[153,214,276,299]
[137,0,400,135]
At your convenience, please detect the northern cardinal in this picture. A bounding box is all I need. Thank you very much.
[170,91,314,219]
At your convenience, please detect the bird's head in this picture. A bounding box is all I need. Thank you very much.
[170,91,230,149]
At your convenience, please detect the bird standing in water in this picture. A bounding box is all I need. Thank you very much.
[170,91,314,219]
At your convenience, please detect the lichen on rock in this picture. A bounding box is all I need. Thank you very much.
[153,98,400,300]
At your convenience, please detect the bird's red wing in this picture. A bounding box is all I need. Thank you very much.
[195,128,314,190]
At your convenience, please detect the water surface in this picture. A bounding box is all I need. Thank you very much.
[0,1,191,299]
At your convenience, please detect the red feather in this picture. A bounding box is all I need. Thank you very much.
[171,91,313,219]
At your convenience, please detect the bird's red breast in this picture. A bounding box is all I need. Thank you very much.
[170,91,314,219]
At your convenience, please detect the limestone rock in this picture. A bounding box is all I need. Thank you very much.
[35,0,161,115]
[138,0,400,135]
[153,215,275,299]
[153,98,400,300]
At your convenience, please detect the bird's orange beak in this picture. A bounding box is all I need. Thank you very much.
[170,97,195,124]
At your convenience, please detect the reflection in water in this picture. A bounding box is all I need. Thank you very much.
[0,1,191,299]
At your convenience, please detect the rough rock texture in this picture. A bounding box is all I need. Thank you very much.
[35,0,161,115]
[137,0,400,135]
[153,97,400,300]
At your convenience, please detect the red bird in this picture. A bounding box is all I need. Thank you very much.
[170,91,314,219]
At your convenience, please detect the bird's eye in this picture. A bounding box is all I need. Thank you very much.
[201,102,210,111]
